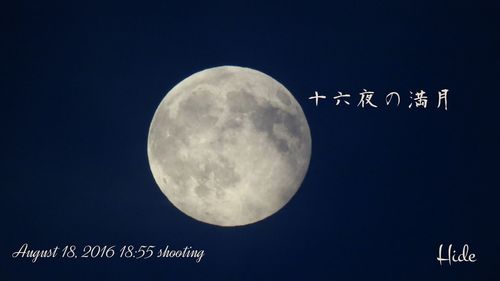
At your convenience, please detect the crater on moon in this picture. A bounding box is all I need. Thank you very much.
[148,66,311,226]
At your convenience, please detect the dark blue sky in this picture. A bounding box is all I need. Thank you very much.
[2,0,499,280]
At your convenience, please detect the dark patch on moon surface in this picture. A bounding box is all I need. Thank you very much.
[276,89,292,106]
[226,88,305,154]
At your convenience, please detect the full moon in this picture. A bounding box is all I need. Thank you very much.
[147,66,311,226]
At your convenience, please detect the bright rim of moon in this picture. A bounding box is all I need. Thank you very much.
[147,66,311,226]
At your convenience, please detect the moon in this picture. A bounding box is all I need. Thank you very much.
[147,66,311,226]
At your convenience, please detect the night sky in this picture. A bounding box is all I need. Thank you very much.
[3,0,500,280]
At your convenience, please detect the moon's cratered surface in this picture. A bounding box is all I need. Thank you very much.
[147,66,311,226]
